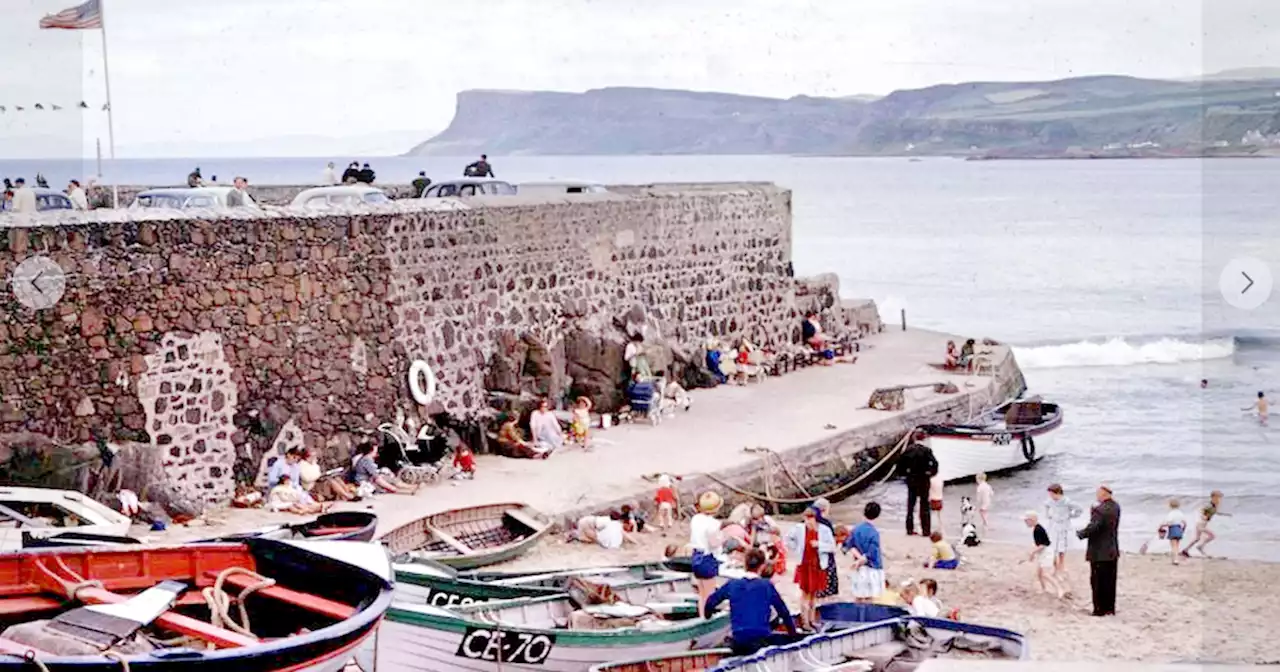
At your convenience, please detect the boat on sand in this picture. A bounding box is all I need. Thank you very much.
[381,502,550,570]
[0,487,131,552]
[213,510,379,543]
[918,397,1063,483]
[392,559,693,608]
[0,537,393,671]
[377,579,730,671]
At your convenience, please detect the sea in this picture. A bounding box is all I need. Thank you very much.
[3,155,1279,560]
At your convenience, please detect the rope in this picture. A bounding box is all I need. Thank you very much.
[103,650,131,672]
[683,431,914,506]
[202,567,276,638]
[68,579,105,601]
[744,447,811,497]
[22,651,49,672]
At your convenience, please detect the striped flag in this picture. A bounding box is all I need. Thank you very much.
[39,0,103,30]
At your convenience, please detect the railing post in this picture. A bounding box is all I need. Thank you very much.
[900,309,906,331]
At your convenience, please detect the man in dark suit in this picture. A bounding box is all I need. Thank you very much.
[898,430,939,536]
[1076,484,1121,616]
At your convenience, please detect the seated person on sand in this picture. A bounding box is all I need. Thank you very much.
[496,413,551,459]
[267,475,324,515]
[298,448,357,502]
[923,531,960,570]
[348,442,419,495]
[529,398,565,453]
[944,341,959,369]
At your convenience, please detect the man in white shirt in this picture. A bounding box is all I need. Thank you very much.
[10,178,36,213]
[67,180,89,210]
[322,162,338,185]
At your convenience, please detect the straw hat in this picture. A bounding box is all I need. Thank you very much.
[696,491,723,514]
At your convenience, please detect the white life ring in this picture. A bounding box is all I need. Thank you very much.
[408,360,436,406]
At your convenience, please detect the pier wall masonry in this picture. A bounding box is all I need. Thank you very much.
[0,183,881,506]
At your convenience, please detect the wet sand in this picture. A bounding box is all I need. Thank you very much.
[496,519,1280,665]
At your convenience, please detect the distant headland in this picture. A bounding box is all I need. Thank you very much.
[408,72,1280,159]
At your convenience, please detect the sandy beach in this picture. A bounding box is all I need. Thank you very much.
[494,518,1280,665]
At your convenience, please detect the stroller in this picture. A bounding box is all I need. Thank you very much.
[623,378,663,425]
[377,422,454,485]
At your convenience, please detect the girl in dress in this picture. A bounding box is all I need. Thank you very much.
[653,474,679,533]
[812,497,840,600]
[786,508,833,628]
[1043,484,1083,593]
[570,397,593,449]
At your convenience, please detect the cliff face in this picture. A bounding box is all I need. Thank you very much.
[408,76,1280,156]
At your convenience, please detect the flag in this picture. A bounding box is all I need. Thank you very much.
[39,0,102,30]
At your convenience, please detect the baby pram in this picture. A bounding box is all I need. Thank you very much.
[378,422,453,484]
[624,378,662,425]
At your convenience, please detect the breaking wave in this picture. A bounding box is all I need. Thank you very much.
[1013,336,1236,369]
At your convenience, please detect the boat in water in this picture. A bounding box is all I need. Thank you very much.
[392,559,695,609]
[377,579,730,671]
[0,487,132,552]
[0,537,393,671]
[381,502,550,570]
[917,397,1063,483]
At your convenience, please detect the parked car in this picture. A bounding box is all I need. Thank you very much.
[516,181,608,195]
[290,185,391,210]
[0,187,73,212]
[421,178,517,198]
[130,186,258,210]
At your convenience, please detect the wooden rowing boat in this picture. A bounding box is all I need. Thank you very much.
[392,560,695,610]
[377,587,730,671]
[216,511,380,543]
[0,537,394,671]
[0,487,131,552]
[380,502,550,570]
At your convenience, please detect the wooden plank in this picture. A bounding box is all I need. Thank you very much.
[502,508,545,534]
[424,524,472,555]
[0,596,62,615]
[207,572,355,620]
[73,586,257,649]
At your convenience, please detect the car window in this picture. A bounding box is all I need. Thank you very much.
[363,192,390,204]
[186,197,214,208]
[305,196,329,209]
[484,182,517,195]
[459,185,478,196]
[136,194,187,209]
[37,195,72,210]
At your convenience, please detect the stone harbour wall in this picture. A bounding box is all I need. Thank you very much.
[0,184,881,505]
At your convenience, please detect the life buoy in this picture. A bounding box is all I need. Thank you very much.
[408,360,436,406]
[1021,435,1037,462]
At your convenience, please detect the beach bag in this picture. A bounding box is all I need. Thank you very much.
[691,549,720,579]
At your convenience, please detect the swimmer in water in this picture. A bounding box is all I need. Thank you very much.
[1200,379,1208,389]
[1243,391,1268,424]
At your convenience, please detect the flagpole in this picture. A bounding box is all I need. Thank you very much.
[97,0,118,208]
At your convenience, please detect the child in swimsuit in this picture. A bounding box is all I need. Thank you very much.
[570,396,593,448]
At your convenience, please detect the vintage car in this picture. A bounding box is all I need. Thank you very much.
[130,186,259,210]
[289,185,392,210]
[421,178,517,198]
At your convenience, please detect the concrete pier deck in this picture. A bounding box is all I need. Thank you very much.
[159,327,1024,540]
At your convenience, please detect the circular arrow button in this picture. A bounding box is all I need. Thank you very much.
[1219,257,1272,311]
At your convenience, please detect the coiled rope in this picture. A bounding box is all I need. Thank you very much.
[201,567,276,638]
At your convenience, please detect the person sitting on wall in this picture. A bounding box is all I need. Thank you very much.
[944,340,960,369]
[801,312,836,365]
[958,338,977,371]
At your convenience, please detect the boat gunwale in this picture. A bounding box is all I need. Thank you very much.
[380,502,551,568]
[586,648,733,672]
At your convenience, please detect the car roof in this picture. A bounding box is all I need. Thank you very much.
[296,186,384,196]
[137,186,234,196]
[433,178,511,186]
[31,187,70,197]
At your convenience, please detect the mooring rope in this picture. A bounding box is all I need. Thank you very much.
[684,430,914,506]
[202,566,276,637]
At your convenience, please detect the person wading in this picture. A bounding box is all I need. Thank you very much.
[899,430,939,536]
[1076,484,1121,616]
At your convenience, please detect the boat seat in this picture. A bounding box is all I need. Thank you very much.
[0,592,208,617]
[425,525,473,554]
[503,508,544,534]
[201,571,355,620]
[0,636,52,657]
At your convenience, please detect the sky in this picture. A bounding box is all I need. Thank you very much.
[0,0,1276,157]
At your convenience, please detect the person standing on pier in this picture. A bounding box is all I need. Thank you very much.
[1076,484,1121,616]
[899,430,939,536]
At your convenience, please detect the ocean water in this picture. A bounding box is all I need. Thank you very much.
[3,155,1279,559]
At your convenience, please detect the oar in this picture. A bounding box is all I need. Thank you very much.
[46,580,185,648]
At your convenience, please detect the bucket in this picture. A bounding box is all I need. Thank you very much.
[601,414,613,429]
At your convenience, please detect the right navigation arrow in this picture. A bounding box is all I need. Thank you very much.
[1242,272,1255,294]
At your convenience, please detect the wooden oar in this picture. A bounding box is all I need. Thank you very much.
[46,580,185,648]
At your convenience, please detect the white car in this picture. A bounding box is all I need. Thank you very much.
[131,186,258,210]
[421,178,517,198]
[0,486,132,551]
[290,185,391,210]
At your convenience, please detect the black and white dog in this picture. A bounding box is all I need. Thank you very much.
[959,496,982,547]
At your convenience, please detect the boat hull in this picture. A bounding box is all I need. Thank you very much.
[589,650,731,672]
[929,430,1057,483]
[393,563,688,608]
[381,503,550,570]
[376,610,730,672]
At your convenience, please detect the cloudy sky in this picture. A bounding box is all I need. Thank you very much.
[0,0,1275,157]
